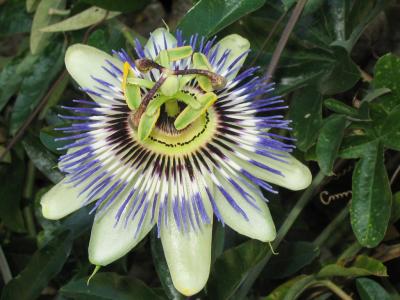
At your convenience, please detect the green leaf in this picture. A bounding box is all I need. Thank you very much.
[316,114,347,175]
[26,0,41,13]
[263,242,320,279]
[324,98,359,118]
[318,255,387,278]
[391,192,400,223]
[40,7,120,32]
[356,278,391,300]
[22,133,64,184]
[80,0,148,12]
[262,275,316,300]
[38,72,69,119]
[339,135,377,159]
[373,53,400,112]
[207,239,268,300]
[0,157,26,232]
[150,229,184,300]
[318,46,360,95]
[10,42,65,134]
[380,104,400,151]
[0,0,32,36]
[60,272,164,300]
[1,231,73,300]
[351,141,391,247]
[344,0,387,50]
[30,0,66,54]
[178,0,266,37]
[40,126,69,154]
[289,87,323,151]
[87,22,127,54]
[0,52,38,112]
[361,88,391,104]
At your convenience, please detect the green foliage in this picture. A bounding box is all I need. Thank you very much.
[61,273,164,300]
[0,0,399,299]
[178,0,266,37]
[0,0,32,36]
[0,157,25,232]
[289,87,322,151]
[39,7,120,33]
[351,142,392,247]
[207,240,269,299]
[317,255,388,278]
[1,231,73,300]
[80,0,148,12]
[23,133,64,184]
[356,278,391,300]
[263,242,320,279]
[30,0,66,55]
[316,114,347,175]
[10,41,65,134]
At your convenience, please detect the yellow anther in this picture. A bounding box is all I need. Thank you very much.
[122,62,141,110]
[121,62,130,90]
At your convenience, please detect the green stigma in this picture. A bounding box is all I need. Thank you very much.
[121,45,226,142]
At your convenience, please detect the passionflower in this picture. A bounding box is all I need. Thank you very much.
[40,28,312,296]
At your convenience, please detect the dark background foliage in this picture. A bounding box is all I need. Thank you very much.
[0,0,400,299]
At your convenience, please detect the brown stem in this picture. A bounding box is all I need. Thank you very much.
[173,69,226,88]
[0,70,68,161]
[132,75,167,127]
[250,11,288,67]
[0,10,111,160]
[264,0,308,83]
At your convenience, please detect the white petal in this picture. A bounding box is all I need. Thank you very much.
[89,192,156,266]
[228,149,312,191]
[210,34,250,81]
[41,178,90,220]
[212,173,276,242]
[65,44,122,103]
[144,28,177,59]
[160,198,213,296]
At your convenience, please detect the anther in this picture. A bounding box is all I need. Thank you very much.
[135,58,164,72]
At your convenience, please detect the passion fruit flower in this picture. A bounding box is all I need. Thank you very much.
[40,28,311,296]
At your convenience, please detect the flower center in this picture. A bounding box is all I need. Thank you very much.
[121,46,226,142]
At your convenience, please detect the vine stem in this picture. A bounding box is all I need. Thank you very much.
[0,10,110,161]
[275,171,326,245]
[313,203,350,248]
[317,280,353,300]
[23,160,37,237]
[0,244,12,284]
[249,11,288,67]
[234,171,326,299]
[264,0,308,82]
